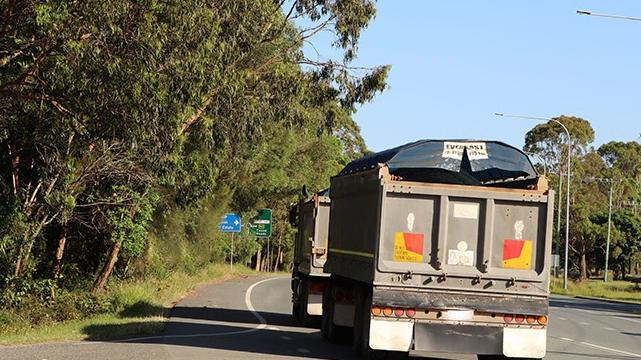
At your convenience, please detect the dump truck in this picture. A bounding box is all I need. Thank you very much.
[321,140,553,359]
[289,189,331,326]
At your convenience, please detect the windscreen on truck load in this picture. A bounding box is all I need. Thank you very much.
[339,140,537,185]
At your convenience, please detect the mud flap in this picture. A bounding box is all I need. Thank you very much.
[503,327,546,358]
[333,303,355,327]
[369,319,413,351]
[307,293,323,316]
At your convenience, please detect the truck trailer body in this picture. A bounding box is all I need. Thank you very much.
[290,191,331,325]
[321,140,553,359]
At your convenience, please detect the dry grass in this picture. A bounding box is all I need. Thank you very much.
[550,277,641,303]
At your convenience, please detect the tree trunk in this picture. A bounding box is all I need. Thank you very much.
[51,225,68,280]
[9,144,19,195]
[255,249,261,271]
[579,252,588,282]
[273,246,281,272]
[91,241,122,293]
[14,214,50,277]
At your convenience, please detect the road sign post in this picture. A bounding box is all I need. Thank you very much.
[219,213,241,269]
[249,209,272,272]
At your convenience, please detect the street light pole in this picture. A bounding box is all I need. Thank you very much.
[577,10,641,22]
[605,182,613,282]
[495,113,572,289]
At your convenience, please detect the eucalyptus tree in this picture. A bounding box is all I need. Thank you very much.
[0,0,388,295]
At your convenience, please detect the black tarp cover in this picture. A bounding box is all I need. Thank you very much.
[339,140,537,185]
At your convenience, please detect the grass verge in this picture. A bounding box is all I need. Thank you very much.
[550,277,641,303]
[0,263,256,345]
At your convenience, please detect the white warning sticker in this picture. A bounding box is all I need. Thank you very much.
[447,241,474,266]
[442,142,488,160]
[453,203,479,219]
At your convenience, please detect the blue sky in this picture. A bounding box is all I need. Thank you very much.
[303,1,641,152]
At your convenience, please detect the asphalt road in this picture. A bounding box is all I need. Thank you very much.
[2,275,641,360]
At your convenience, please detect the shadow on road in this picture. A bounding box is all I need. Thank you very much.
[170,305,300,328]
[81,306,464,360]
[620,332,641,337]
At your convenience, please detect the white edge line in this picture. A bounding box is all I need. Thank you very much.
[557,337,641,358]
[579,341,641,358]
[115,276,279,343]
[615,316,641,324]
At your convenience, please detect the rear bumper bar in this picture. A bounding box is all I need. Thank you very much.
[372,287,548,315]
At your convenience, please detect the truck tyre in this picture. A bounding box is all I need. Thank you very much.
[321,282,334,341]
[298,278,315,327]
[291,269,300,323]
[352,288,366,355]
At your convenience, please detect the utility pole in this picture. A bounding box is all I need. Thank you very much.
[605,182,613,282]
[583,177,619,281]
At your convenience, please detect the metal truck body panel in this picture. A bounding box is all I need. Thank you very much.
[295,196,330,276]
[290,194,331,325]
[326,167,553,298]
[323,143,552,359]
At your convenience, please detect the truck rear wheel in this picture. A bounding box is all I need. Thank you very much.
[297,278,316,327]
[322,281,351,343]
[321,282,335,341]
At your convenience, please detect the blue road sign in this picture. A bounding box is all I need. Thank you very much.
[219,213,241,233]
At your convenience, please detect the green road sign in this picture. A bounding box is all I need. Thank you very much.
[249,208,272,237]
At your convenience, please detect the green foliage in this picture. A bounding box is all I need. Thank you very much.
[524,115,595,174]
[106,188,157,258]
[0,0,387,331]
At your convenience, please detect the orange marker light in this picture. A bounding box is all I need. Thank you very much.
[526,315,536,324]
[383,307,393,317]
[371,306,382,316]
[537,315,548,325]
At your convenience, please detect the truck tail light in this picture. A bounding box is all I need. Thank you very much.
[537,315,548,325]
[515,314,525,323]
[503,314,514,323]
[394,308,405,317]
[526,315,536,324]
[383,307,393,317]
[371,306,382,316]
[406,308,416,318]
[309,282,325,294]
[344,292,354,302]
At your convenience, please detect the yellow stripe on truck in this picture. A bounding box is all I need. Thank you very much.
[330,248,374,259]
